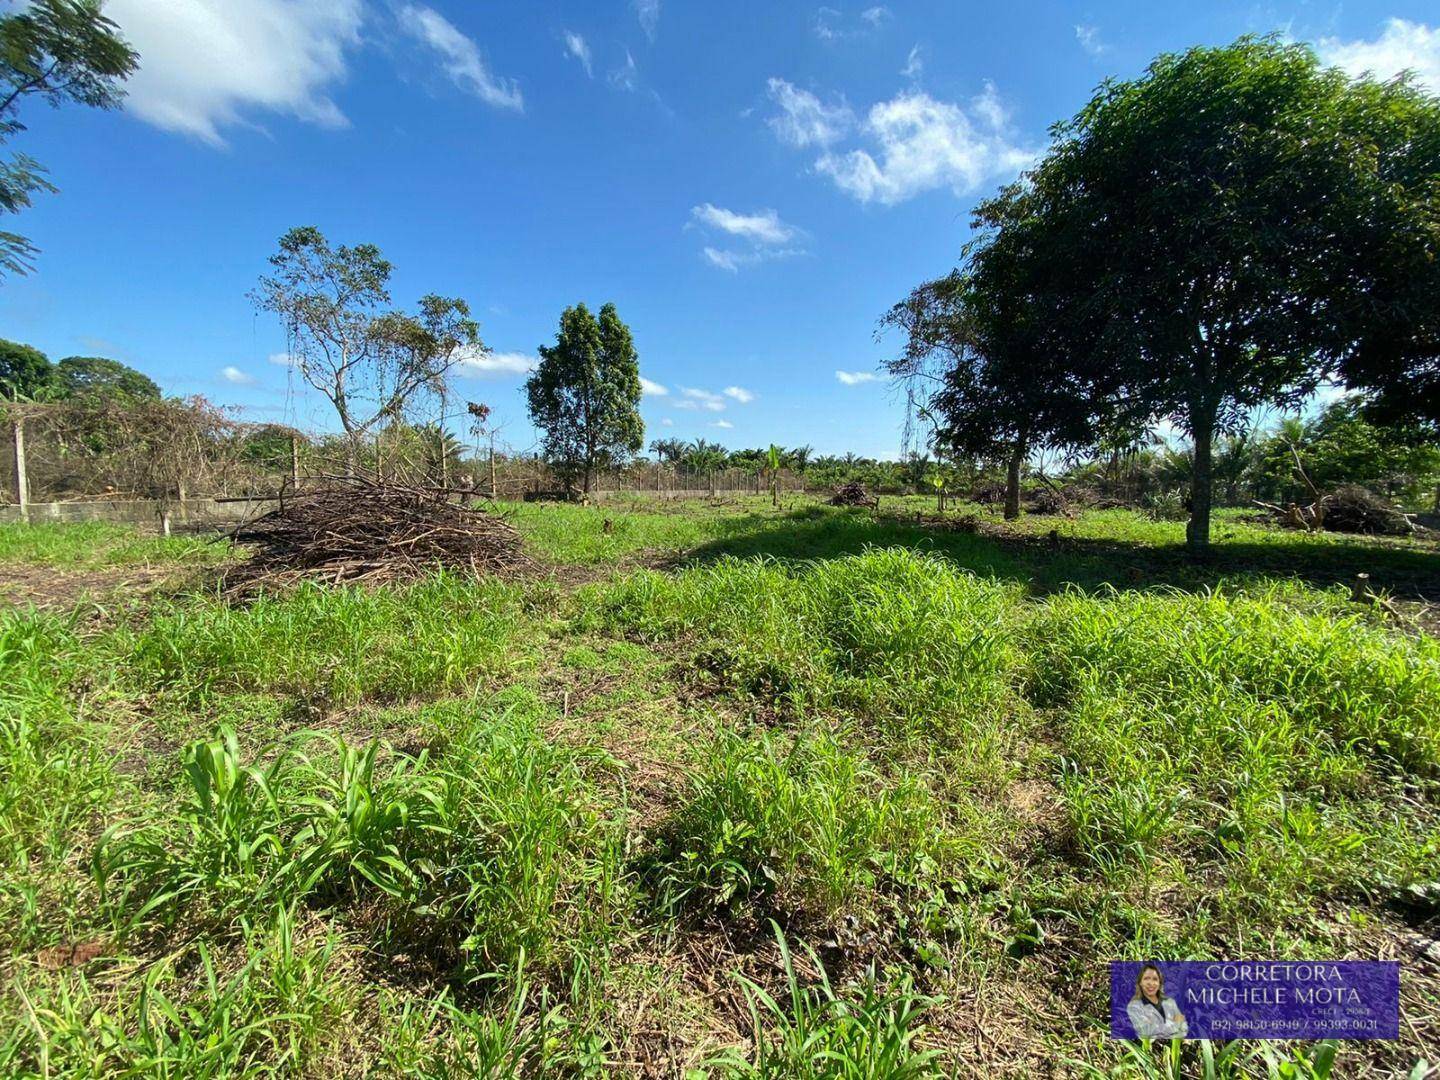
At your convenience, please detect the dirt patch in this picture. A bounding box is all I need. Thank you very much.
[0,562,185,610]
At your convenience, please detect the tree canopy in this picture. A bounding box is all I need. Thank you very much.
[526,302,643,493]
[0,0,138,277]
[54,355,160,400]
[0,336,51,398]
[945,36,1440,549]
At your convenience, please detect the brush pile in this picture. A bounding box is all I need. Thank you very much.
[1254,484,1415,537]
[828,481,878,508]
[1027,487,1072,516]
[227,478,529,591]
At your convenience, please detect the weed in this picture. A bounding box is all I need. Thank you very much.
[707,922,943,1079]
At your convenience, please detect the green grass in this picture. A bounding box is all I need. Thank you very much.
[0,503,1437,1076]
[124,573,541,705]
[648,728,957,930]
[0,521,229,569]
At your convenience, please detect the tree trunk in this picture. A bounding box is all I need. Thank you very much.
[1186,402,1217,554]
[290,435,300,489]
[488,433,497,498]
[1004,443,1024,521]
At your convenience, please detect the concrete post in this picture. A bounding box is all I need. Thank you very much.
[10,416,28,523]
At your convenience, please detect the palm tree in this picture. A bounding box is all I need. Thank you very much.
[649,437,686,463]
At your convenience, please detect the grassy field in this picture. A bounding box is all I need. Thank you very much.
[0,500,1437,1077]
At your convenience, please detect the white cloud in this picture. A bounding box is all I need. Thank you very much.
[723,385,754,403]
[660,416,674,426]
[701,247,746,273]
[634,0,661,41]
[711,419,734,429]
[813,6,843,42]
[640,376,668,396]
[766,78,853,148]
[813,84,1037,205]
[692,204,805,272]
[690,203,798,245]
[900,44,923,80]
[454,349,537,377]
[814,5,889,41]
[104,0,363,146]
[220,365,256,385]
[1318,19,1440,92]
[562,31,592,77]
[1075,24,1109,58]
[397,5,522,111]
[268,352,297,367]
[609,48,639,92]
[836,369,878,385]
[679,387,727,411]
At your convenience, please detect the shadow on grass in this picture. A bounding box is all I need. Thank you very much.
[679,505,1440,601]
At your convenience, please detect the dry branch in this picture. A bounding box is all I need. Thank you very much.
[225,476,529,593]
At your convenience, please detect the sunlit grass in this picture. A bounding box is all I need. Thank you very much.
[0,504,1436,1076]
[0,521,228,569]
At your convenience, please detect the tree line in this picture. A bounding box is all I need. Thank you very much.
[886,36,1440,551]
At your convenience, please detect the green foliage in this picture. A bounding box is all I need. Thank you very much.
[0,338,51,399]
[3,505,1437,1076]
[96,701,627,977]
[1072,1037,1340,1079]
[1254,398,1440,507]
[526,302,644,492]
[972,35,1440,547]
[0,0,138,277]
[51,356,161,401]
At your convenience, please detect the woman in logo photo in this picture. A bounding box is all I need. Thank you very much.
[1126,963,1189,1039]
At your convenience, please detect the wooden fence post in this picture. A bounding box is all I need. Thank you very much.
[10,416,28,523]
[290,435,300,489]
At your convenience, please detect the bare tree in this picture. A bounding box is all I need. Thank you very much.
[254,227,483,474]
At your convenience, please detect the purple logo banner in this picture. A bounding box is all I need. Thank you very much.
[1110,961,1399,1040]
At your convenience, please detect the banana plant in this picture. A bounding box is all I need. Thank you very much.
[927,471,947,512]
[766,443,783,508]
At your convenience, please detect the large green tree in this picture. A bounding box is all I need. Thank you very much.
[0,0,138,277]
[526,302,643,494]
[1015,37,1440,551]
[0,336,51,398]
[54,355,159,400]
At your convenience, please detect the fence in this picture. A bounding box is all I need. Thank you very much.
[2,406,814,525]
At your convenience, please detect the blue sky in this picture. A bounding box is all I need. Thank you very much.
[3,1,1437,458]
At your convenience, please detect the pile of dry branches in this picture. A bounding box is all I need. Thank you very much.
[1255,484,1416,536]
[227,477,529,590]
[828,481,878,508]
